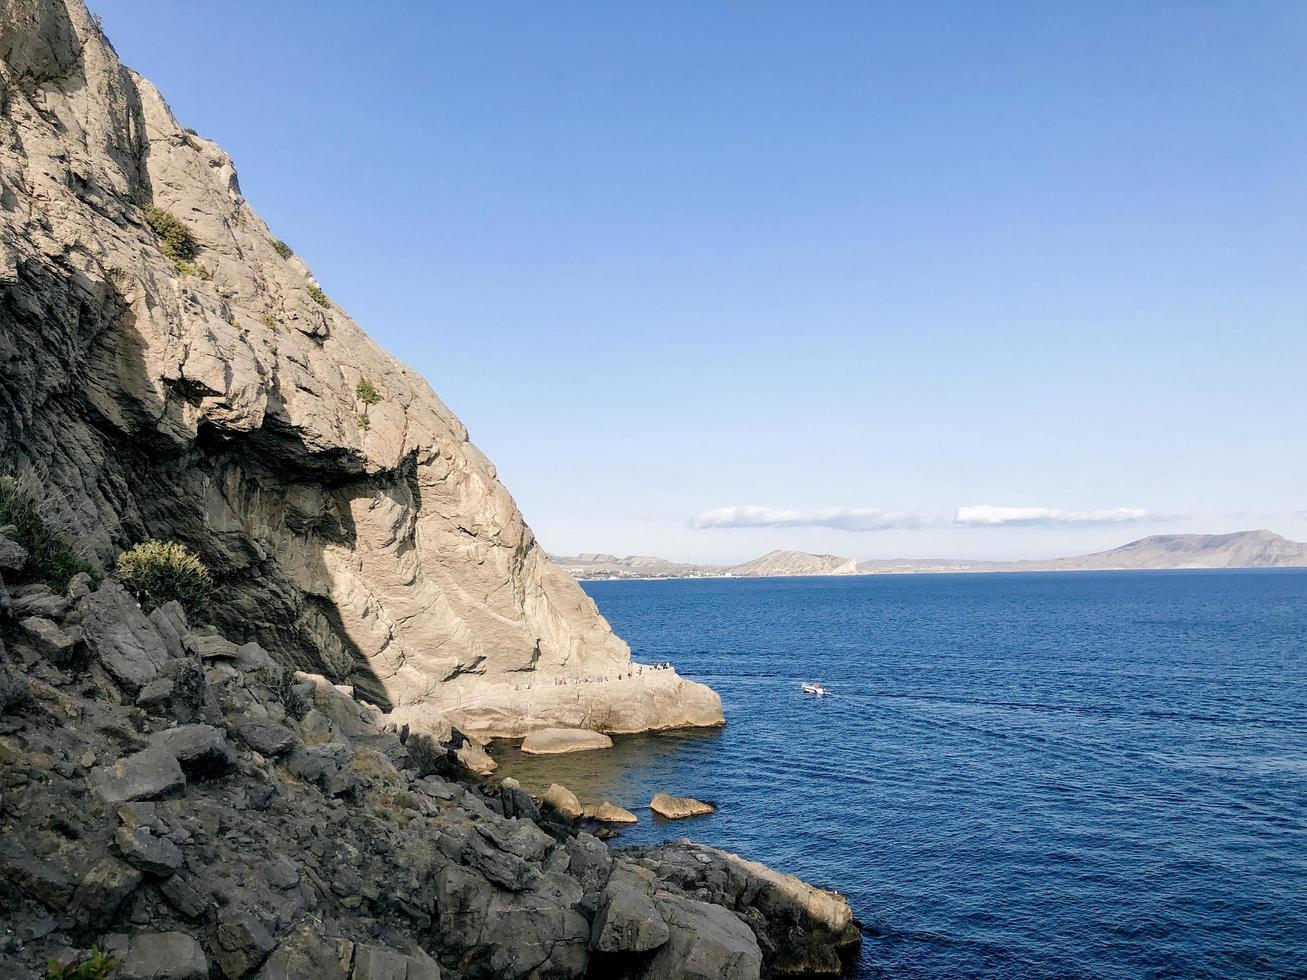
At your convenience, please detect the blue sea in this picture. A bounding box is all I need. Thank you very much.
[493,570,1307,978]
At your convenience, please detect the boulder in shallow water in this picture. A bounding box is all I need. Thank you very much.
[542,783,584,820]
[584,801,638,824]
[455,737,497,775]
[650,793,715,819]
[520,727,613,755]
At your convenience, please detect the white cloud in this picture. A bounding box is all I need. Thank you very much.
[954,505,1151,527]
[691,505,931,532]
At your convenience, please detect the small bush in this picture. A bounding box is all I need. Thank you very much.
[173,259,211,280]
[0,475,98,592]
[116,540,212,615]
[47,949,116,980]
[271,239,293,259]
[261,314,278,330]
[183,127,198,136]
[306,285,330,308]
[143,204,198,262]
[355,378,381,407]
[262,666,308,721]
[355,378,382,431]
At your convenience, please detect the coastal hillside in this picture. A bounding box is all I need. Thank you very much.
[986,529,1307,572]
[550,553,727,580]
[551,549,862,580]
[556,531,1307,580]
[729,550,859,577]
[0,0,719,739]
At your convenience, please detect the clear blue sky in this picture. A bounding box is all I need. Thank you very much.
[95,1,1307,563]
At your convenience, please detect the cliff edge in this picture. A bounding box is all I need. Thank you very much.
[0,0,721,737]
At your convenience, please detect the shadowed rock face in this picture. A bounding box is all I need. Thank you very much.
[0,0,721,735]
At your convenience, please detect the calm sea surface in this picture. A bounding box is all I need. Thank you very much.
[493,571,1307,978]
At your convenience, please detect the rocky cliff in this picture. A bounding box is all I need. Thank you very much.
[0,531,860,978]
[0,0,720,738]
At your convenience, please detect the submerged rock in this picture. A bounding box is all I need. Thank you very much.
[520,727,613,755]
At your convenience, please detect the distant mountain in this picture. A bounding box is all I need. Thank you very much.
[554,530,1307,581]
[978,529,1307,572]
[730,549,860,577]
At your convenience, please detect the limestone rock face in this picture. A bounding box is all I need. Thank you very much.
[0,0,721,736]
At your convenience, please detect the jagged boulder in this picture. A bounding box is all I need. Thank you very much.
[90,746,186,803]
[103,931,210,980]
[78,581,174,693]
[641,893,762,980]
[650,793,715,819]
[542,783,584,820]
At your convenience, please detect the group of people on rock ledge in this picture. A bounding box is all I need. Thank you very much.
[509,662,675,691]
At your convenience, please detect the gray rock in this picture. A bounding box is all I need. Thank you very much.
[68,856,143,931]
[499,777,541,822]
[236,641,277,672]
[215,908,277,978]
[256,927,351,979]
[641,892,762,980]
[163,658,208,724]
[349,944,441,980]
[149,602,190,659]
[115,825,183,876]
[18,616,81,662]
[592,880,670,953]
[234,713,297,756]
[563,832,613,894]
[80,581,173,692]
[91,746,187,803]
[11,587,69,619]
[0,838,80,909]
[68,572,95,599]
[137,678,176,711]
[0,535,27,572]
[104,931,209,980]
[184,632,241,661]
[158,873,209,920]
[151,723,235,777]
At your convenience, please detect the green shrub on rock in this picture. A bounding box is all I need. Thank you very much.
[46,949,116,980]
[355,377,382,431]
[307,285,330,308]
[0,475,98,592]
[143,204,198,262]
[116,540,212,615]
[262,665,309,721]
[271,239,293,259]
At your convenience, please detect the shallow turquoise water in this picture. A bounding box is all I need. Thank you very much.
[493,570,1307,978]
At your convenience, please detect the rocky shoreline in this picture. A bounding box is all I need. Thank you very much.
[0,536,861,979]
[0,1,861,974]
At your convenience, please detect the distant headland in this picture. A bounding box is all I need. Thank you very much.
[552,529,1307,580]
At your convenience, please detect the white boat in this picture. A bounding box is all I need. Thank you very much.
[801,683,829,696]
